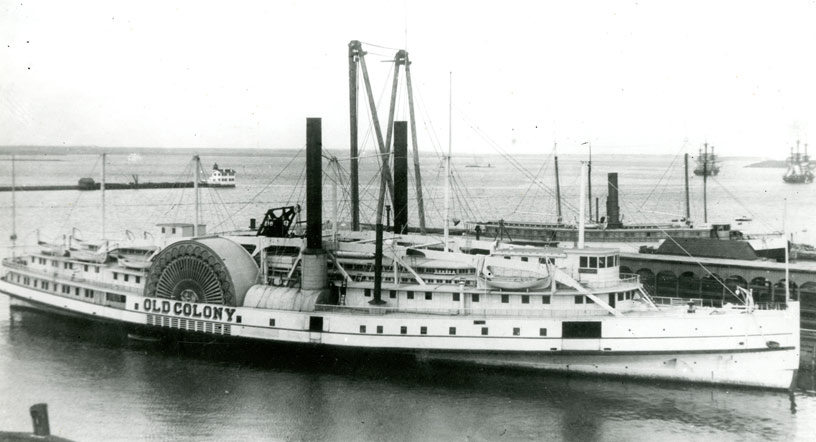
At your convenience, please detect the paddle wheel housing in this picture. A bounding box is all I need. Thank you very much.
[143,238,258,306]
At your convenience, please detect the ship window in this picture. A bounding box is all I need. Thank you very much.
[589,257,597,268]
[513,328,520,336]
[501,295,509,303]
[562,321,602,339]
[33,280,38,288]
[521,257,528,262]
[270,319,276,327]
[449,327,456,335]
[453,292,460,302]
[481,327,488,336]
[105,293,126,303]
[407,292,414,300]
[599,257,606,268]
[42,282,49,290]
[420,326,427,335]
[84,265,88,271]
[425,292,433,300]
[542,295,551,304]
[359,325,366,333]
[365,289,371,297]
[135,276,140,284]
[617,293,624,301]
[540,328,547,336]
[580,256,588,267]
[504,256,511,260]
[113,273,118,280]
[172,228,176,234]
[472,293,480,302]
[389,290,396,299]
[124,274,129,282]
[539,258,547,264]
[400,326,407,335]
[162,227,166,233]
[95,267,99,273]
[574,295,584,304]
[377,325,383,334]
[521,295,530,304]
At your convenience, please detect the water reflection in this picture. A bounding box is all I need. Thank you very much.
[0,305,813,442]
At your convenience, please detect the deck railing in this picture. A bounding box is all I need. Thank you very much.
[652,296,704,306]
[581,274,640,289]
[314,304,611,317]
[2,258,141,294]
[650,295,788,311]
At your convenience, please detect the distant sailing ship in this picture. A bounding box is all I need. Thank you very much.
[693,143,720,176]
[783,141,813,184]
[464,155,493,168]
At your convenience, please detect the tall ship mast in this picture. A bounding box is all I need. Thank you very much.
[783,140,813,184]
[693,142,720,176]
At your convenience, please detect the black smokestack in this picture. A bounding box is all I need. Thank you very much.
[606,172,622,228]
[393,121,408,234]
[306,118,322,250]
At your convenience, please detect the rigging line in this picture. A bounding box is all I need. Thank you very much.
[421,162,446,228]
[605,178,743,303]
[513,144,557,215]
[359,41,404,51]
[328,159,354,219]
[357,56,394,165]
[210,147,304,231]
[57,155,101,238]
[461,114,574,215]
[640,144,686,211]
[201,162,238,233]
[414,87,446,158]
[708,177,780,235]
[137,156,194,234]
[450,177,472,221]
[165,159,193,220]
[449,169,479,221]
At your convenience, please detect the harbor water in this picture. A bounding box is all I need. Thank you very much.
[1,150,815,441]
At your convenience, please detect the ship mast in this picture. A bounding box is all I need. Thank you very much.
[684,153,690,221]
[194,155,200,237]
[554,145,562,223]
[784,199,790,303]
[443,72,452,252]
[101,153,106,239]
[404,53,427,233]
[588,144,592,222]
[10,154,17,258]
[578,161,587,248]
[702,143,708,223]
[348,42,360,231]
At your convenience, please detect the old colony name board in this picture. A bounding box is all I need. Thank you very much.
[139,299,238,323]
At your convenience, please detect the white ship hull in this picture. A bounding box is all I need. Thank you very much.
[0,279,798,390]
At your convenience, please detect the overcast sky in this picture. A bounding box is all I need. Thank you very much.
[2,1,814,157]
